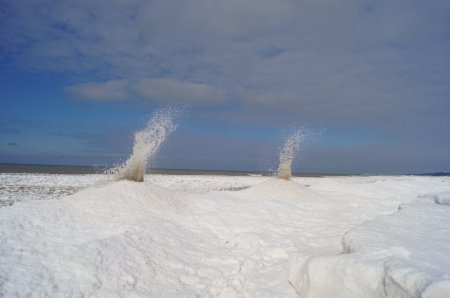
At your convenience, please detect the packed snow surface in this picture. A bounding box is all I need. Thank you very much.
[0,174,449,297]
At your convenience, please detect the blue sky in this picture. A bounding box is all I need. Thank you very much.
[1,0,450,174]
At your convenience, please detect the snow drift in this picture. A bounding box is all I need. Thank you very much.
[289,198,450,298]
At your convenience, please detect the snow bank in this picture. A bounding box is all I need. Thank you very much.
[289,198,450,298]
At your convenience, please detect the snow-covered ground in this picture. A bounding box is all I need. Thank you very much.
[0,173,106,207]
[0,174,449,297]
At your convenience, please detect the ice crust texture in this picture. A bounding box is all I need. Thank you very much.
[0,174,450,297]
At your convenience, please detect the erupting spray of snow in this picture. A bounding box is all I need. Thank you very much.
[278,131,304,179]
[114,109,177,182]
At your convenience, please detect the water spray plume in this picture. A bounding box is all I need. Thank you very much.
[114,109,177,182]
[278,130,304,179]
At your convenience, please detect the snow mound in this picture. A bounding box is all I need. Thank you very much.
[0,181,196,297]
[68,180,189,214]
[289,199,450,298]
[233,178,322,202]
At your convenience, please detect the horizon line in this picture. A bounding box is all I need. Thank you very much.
[0,162,448,177]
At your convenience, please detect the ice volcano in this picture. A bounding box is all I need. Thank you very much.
[113,109,176,182]
[278,130,304,180]
[233,130,320,202]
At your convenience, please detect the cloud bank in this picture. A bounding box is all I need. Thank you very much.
[2,0,448,123]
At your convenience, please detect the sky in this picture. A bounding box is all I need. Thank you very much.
[1,0,450,174]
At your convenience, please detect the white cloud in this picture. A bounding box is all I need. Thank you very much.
[1,0,450,129]
[66,80,130,101]
[66,78,225,104]
[134,78,225,104]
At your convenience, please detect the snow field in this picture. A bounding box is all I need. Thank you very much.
[0,175,449,297]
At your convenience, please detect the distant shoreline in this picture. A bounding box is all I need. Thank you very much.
[0,163,448,177]
[0,163,103,174]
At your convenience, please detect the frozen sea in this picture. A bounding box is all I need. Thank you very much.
[0,169,450,297]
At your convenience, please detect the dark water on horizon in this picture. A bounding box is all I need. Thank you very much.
[0,163,102,174]
[5,163,444,176]
[0,163,273,176]
[0,163,332,177]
